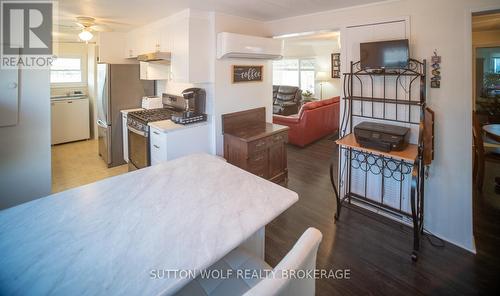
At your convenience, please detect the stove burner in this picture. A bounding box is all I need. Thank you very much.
[128,108,175,123]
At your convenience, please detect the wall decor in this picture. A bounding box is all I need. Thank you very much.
[331,53,341,78]
[232,65,263,83]
[430,51,441,88]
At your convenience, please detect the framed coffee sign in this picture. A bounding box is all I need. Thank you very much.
[232,65,263,83]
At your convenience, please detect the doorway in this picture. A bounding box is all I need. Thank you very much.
[50,42,128,193]
[271,31,342,149]
[470,9,500,287]
[471,10,500,201]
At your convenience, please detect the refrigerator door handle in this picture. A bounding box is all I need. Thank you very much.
[97,119,108,128]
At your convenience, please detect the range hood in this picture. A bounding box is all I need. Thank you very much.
[137,52,171,63]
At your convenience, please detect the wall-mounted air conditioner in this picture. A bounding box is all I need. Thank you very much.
[217,32,283,60]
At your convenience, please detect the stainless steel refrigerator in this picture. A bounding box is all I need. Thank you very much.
[96,64,154,167]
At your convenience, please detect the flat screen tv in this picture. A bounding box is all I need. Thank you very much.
[360,39,409,70]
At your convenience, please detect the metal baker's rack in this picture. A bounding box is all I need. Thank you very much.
[330,59,434,261]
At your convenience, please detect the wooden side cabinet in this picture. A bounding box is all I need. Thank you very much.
[222,108,289,183]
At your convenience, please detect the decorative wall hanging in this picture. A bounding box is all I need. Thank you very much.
[430,51,441,88]
[232,65,263,83]
[331,53,341,78]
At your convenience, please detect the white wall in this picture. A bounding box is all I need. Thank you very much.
[268,0,500,252]
[213,13,273,155]
[0,69,51,209]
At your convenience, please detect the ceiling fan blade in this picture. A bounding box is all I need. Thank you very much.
[54,24,81,31]
[90,24,111,32]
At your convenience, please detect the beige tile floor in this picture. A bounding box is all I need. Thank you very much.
[51,139,128,193]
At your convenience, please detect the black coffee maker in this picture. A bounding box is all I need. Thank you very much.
[169,88,207,124]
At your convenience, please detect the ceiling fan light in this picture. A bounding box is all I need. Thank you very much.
[78,29,93,41]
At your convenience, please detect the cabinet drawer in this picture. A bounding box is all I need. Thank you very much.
[248,152,266,167]
[248,138,269,152]
[271,131,288,144]
[150,128,165,147]
[247,151,267,179]
[150,142,165,163]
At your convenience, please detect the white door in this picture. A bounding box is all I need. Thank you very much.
[339,18,411,209]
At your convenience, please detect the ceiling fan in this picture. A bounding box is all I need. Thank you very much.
[74,16,109,41]
[55,16,111,42]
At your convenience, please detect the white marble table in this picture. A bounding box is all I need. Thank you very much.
[0,154,298,295]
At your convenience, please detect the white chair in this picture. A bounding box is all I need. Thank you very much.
[175,227,323,296]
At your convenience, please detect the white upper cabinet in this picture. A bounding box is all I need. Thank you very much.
[170,16,189,83]
[98,32,135,64]
[125,31,139,58]
[123,9,211,83]
[159,25,173,52]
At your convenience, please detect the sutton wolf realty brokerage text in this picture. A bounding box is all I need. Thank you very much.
[150,269,352,280]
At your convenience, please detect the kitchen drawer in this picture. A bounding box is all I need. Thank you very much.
[150,141,166,164]
[271,131,288,144]
[150,128,166,147]
[151,155,165,166]
[248,137,269,153]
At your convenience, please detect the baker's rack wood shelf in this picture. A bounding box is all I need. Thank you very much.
[331,59,434,262]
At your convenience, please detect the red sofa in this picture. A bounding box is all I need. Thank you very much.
[273,97,340,147]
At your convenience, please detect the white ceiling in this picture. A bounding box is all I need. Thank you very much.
[282,31,340,57]
[56,0,386,35]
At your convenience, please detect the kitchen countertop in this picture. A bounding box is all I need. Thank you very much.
[148,120,208,133]
[0,154,298,295]
[50,95,87,101]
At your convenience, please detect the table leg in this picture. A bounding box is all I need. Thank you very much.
[330,162,341,220]
[240,227,265,260]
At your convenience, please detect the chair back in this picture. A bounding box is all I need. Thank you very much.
[243,228,323,296]
[473,112,485,156]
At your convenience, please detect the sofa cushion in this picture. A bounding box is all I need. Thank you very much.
[302,101,323,110]
[273,114,300,124]
[320,97,340,106]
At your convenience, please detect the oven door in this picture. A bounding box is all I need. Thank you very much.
[128,125,149,171]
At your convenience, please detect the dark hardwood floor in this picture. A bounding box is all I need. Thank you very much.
[265,135,500,295]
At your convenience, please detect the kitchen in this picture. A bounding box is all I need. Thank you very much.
[50,11,213,192]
